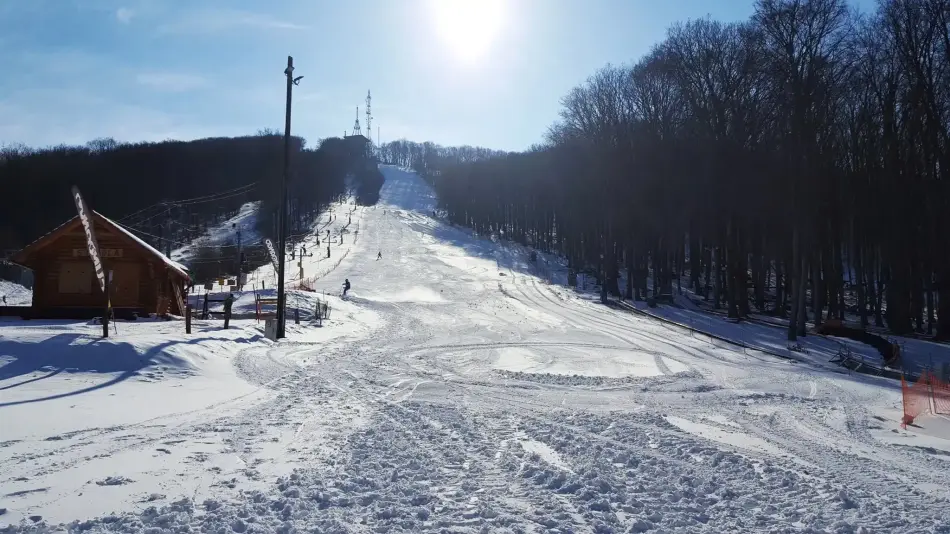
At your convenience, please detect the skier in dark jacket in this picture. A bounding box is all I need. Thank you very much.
[343,278,351,297]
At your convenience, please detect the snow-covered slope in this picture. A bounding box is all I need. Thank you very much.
[3,166,950,532]
[0,280,31,306]
[171,201,261,262]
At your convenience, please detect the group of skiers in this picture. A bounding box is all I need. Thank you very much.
[341,250,383,297]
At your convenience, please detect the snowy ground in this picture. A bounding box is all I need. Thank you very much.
[3,166,950,532]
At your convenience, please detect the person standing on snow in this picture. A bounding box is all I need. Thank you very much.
[377,251,382,261]
[342,278,351,297]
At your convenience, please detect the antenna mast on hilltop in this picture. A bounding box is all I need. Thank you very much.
[365,90,372,143]
[352,107,362,136]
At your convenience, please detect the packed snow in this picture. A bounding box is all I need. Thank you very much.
[2,166,950,533]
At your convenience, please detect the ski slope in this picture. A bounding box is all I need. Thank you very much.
[2,166,950,532]
[0,280,31,307]
[171,201,261,263]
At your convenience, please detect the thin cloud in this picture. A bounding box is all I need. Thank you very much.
[0,87,220,148]
[296,91,326,103]
[136,72,208,92]
[158,8,307,34]
[115,7,133,24]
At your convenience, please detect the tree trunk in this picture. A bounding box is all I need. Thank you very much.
[703,246,712,300]
[690,233,701,291]
[625,246,635,300]
[885,264,913,335]
[855,244,868,327]
[754,253,767,312]
[724,245,739,318]
[874,263,885,328]
[775,261,786,317]
[812,256,823,329]
[912,266,925,333]
[738,253,751,318]
[788,229,801,341]
[712,247,721,310]
[797,256,808,337]
[926,281,935,336]
[676,249,683,295]
[937,271,950,341]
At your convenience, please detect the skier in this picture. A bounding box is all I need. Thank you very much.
[377,250,382,261]
[342,278,351,297]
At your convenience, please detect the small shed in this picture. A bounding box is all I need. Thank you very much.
[10,211,190,319]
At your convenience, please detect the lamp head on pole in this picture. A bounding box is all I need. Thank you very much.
[293,76,304,85]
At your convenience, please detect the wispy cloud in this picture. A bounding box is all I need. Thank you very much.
[0,86,220,148]
[115,7,133,24]
[158,8,306,35]
[296,91,326,103]
[136,72,208,92]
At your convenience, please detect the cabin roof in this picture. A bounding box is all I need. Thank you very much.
[11,211,190,280]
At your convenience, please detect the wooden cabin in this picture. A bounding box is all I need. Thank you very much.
[10,211,190,319]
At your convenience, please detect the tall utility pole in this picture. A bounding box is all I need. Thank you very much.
[276,56,302,339]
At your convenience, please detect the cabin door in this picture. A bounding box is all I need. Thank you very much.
[110,263,140,307]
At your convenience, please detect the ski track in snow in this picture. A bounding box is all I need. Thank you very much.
[2,166,950,533]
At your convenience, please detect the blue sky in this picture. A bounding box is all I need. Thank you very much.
[0,0,874,152]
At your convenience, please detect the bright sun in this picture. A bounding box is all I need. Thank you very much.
[429,0,506,63]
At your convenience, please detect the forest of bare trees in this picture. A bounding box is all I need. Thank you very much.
[0,133,351,263]
[383,0,950,341]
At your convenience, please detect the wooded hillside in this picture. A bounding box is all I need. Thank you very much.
[1,133,349,266]
[383,0,950,340]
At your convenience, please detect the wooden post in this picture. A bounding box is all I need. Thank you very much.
[223,293,234,329]
[202,292,209,320]
[103,269,111,338]
[294,306,300,324]
[185,304,192,334]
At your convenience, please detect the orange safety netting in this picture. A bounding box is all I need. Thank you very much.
[931,374,950,416]
[901,372,932,427]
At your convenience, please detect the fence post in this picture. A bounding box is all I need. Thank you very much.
[202,293,209,320]
[185,304,192,334]
[295,306,300,325]
[223,294,233,329]
[102,270,111,338]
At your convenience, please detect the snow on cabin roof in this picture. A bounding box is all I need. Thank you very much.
[11,210,190,280]
[94,211,190,279]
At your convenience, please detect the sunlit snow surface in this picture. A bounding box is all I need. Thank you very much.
[2,166,950,532]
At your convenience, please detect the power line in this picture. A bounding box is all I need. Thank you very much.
[116,202,168,223]
[117,182,258,224]
[111,220,192,248]
[124,206,175,229]
[171,184,258,207]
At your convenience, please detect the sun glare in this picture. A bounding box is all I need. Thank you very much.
[429,0,506,64]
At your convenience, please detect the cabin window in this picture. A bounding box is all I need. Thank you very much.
[58,261,93,294]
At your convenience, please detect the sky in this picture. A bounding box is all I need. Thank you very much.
[0,0,876,152]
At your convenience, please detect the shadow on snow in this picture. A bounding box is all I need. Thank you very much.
[0,330,261,407]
